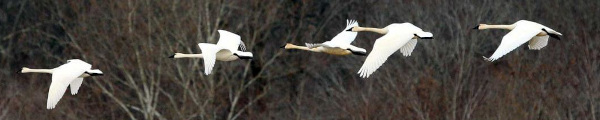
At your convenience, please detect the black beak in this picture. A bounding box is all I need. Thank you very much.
[472,25,480,29]
[280,44,286,49]
[346,27,354,31]
[168,54,175,58]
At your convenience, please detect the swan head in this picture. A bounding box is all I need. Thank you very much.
[66,59,85,63]
[345,26,361,32]
[20,67,30,73]
[414,32,433,39]
[473,24,488,30]
[233,52,253,59]
[168,53,184,58]
[84,69,104,76]
[281,43,296,49]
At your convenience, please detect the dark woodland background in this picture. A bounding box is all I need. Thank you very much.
[1,0,599,119]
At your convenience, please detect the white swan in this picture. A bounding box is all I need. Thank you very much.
[21,59,103,109]
[169,30,253,75]
[282,19,367,56]
[474,20,562,61]
[349,23,433,78]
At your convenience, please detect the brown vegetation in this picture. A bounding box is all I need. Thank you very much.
[1,0,599,119]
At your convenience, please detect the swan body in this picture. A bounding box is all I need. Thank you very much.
[283,19,367,56]
[21,59,103,109]
[350,23,433,78]
[169,30,253,75]
[474,20,562,61]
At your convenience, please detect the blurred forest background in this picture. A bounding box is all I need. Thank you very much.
[1,0,599,119]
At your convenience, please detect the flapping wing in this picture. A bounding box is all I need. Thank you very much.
[216,30,245,51]
[399,39,418,56]
[329,19,359,45]
[484,26,541,62]
[528,35,549,50]
[198,43,221,75]
[358,32,413,78]
[69,78,84,95]
[47,62,89,109]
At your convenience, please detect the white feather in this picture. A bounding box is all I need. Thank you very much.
[47,59,92,109]
[194,30,253,75]
[483,22,544,61]
[216,30,245,51]
[198,43,220,75]
[400,39,418,56]
[302,19,365,53]
[328,19,359,45]
[357,23,430,78]
[528,35,549,50]
[69,78,84,95]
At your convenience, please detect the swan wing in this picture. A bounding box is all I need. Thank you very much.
[47,61,90,109]
[528,35,549,50]
[484,25,541,61]
[399,39,418,56]
[305,42,336,48]
[69,78,84,95]
[216,30,246,51]
[305,43,326,48]
[198,43,222,75]
[358,31,413,78]
[329,19,359,45]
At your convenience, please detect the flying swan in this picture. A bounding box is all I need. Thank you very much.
[21,59,103,109]
[282,19,367,56]
[348,23,433,78]
[474,20,562,61]
[169,30,253,75]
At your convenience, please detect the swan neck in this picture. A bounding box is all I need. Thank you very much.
[355,27,388,34]
[174,54,203,58]
[21,68,53,74]
[480,25,515,30]
[284,44,320,52]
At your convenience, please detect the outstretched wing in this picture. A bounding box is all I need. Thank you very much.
[399,39,418,56]
[47,61,90,109]
[328,19,359,45]
[357,31,413,78]
[528,35,549,50]
[216,30,246,51]
[198,43,221,75]
[484,25,541,61]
